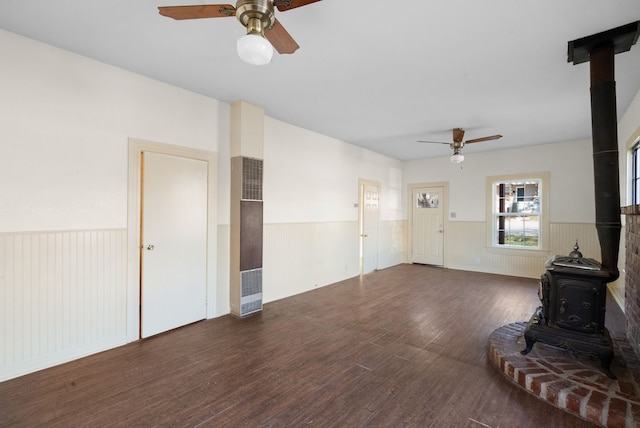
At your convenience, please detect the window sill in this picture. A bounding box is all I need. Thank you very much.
[486,245,552,258]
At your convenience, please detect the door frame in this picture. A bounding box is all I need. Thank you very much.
[407,181,449,266]
[358,178,381,276]
[127,138,217,342]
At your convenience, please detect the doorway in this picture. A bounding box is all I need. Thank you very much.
[359,179,380,275]
[411,185,445,266]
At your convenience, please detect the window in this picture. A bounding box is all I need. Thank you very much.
[416,192,439,208]
[633,140,640,205]
[487,172,549,252]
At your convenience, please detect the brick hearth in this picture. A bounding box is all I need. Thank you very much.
[489,322,640,427]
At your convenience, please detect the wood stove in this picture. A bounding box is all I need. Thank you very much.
[521,21,639,380]
[522,243,615,378]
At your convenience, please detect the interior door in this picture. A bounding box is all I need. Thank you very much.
[140,151,208,338]
[412,186,444,265]
[360,181,380,274]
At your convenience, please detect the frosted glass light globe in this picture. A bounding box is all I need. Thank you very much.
[237,34,273,65]
[450,153,464,164]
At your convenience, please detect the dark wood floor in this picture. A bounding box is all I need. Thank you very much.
[2,264,624,427]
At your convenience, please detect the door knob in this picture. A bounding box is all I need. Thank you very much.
[146,244,155,251]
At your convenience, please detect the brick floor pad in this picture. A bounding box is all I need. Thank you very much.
[488,322,640,427]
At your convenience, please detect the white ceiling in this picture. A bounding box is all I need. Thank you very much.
[1,0,639,160]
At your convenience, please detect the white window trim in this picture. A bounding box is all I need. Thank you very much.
[485,171,550,256]
[630,137,640,205]
[625,128,640,206]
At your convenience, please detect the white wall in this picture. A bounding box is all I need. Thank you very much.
[614,84,640,306]
[619,85,640,205]
[0,29,225,381]
[264,117,404,224]
[0,31,222,233]
[261,118,405,302]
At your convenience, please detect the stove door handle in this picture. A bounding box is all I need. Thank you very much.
[559,298,567,314]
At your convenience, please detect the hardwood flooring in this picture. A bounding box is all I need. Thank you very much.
[1,264,624,427]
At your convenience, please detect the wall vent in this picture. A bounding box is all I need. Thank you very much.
[231,155,264,317]
[240,268,262,316]
[242,157,263,201]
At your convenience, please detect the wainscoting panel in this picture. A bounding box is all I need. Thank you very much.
[263,222,360,303]
[0,229,127,381]
[549,223,599,260]
[445,222,602,279]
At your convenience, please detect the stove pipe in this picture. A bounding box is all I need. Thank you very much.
[568,21,640,281]
[590,44,621,281]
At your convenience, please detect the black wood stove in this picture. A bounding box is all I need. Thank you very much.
[521,243,615,378]
[520,21,640,379]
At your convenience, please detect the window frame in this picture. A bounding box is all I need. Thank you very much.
[486,172,550,256]
[632,140,640,205]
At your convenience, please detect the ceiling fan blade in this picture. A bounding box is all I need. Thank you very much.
[417,140,450,145]
[265,19,299,54]
[465,134,503,144]
[158,4,236,20]
[274,0,322,12]
[453,128,465,143]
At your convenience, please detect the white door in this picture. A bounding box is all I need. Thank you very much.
[140,152,208,338]
[412,186,444,265]
[360,182,380,274]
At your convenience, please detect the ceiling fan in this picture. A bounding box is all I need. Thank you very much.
[158,0,322,65]
[418,128,503,164]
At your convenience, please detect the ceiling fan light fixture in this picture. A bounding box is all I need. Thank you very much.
[450,152,464,164]
[237,32,273,65]
[236,6,274,65]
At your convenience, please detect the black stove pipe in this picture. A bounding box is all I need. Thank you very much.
[589,44,621,281]
[569,22,640,281]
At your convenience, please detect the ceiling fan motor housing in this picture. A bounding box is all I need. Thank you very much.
[236,0,275,34]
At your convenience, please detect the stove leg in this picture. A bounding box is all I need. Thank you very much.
[599,350,616,379]
[521,329,536,355]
